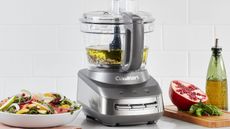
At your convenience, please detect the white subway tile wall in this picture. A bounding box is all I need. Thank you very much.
[189,0,230,25]
[3,78,57,97]
[0,52,33,76]
[33,51,84,77]
[163,25,213,50]
[0,0,230,106]
[56,77,78,101]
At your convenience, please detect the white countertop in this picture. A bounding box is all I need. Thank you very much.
[69,112,226,129]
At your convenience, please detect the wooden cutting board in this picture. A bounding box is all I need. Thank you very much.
[164,105,230,128]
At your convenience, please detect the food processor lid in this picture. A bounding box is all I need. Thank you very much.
[80,11,155,24]
[80,0,155,34]
[80,11,155,34]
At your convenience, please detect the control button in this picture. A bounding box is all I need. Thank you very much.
[145,102,157,108]
[131,104,145,109]
[115,104,131,110]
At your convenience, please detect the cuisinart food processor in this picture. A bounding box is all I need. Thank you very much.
[77,0,164,126]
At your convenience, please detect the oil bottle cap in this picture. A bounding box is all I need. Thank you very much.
[212,38,222,55]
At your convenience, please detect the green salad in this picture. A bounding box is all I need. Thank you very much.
[0,90,81,115]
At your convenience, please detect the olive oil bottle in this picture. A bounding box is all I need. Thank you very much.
[206,38,228,110]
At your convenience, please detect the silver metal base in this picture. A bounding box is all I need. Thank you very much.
[77,69,164,126]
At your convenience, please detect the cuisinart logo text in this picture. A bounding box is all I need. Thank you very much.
[115,75,140,81]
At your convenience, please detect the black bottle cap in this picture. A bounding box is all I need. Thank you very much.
[212,38,222,55]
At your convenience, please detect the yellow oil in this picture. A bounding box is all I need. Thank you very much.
[206,79,228,110]
[86,45,148,65]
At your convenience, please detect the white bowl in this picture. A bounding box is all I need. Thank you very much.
[0,108,81,128]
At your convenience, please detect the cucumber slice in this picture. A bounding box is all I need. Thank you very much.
[16,109,29,114]
[32,101,50,111]
[0,96,17,111]
[38,110,47,114]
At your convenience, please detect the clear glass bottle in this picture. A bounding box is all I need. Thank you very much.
[206,38,228,110]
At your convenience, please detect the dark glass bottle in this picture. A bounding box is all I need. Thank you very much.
[206,39,228,110]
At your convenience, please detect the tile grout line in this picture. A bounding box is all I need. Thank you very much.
[55,25,59,51]
[187,51,190,78]
[31,53,35,78]
[55,78,58,93]
[186,0,190,24]
[161,24,165,51]
[2,78,6,99]
[0,24,81,26]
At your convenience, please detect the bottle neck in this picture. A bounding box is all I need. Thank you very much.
[207,50,226,81]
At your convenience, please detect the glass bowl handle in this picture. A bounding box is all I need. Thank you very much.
[122,13,144,72]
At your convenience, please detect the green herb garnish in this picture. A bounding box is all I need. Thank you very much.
[189,101,223,116]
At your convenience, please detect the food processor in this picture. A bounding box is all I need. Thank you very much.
[77,0,164,126]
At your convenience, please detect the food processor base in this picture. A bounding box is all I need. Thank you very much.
[85,111,161,126]
[77,69,164,126]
